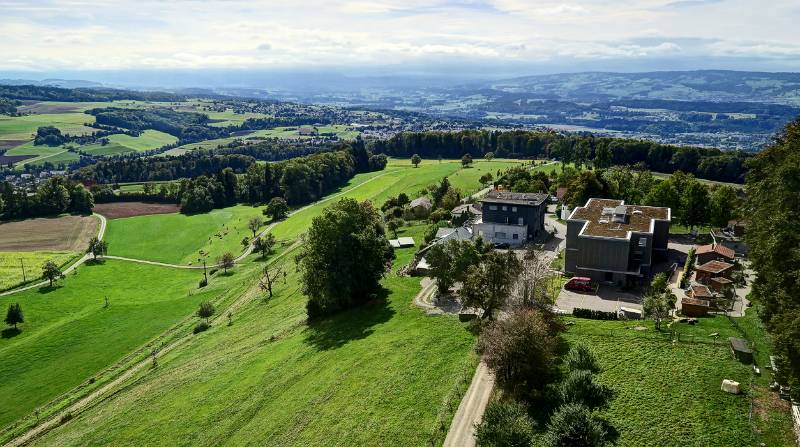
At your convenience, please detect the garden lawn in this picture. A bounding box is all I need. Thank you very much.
[0,251,78,291]
[553,316,793,447]
[28,256,477,447]
[0,260,223,428]
[104,205,266,265]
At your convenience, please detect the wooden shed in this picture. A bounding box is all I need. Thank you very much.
[729,337,753,364]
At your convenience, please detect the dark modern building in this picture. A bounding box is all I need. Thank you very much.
[565,198,671,285]
[472,190,548,246]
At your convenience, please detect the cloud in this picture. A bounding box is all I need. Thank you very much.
[0,0,797,72]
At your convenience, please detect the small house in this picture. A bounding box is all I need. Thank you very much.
[409,197,432,218]
[681,297,711,317]
[695,260,734,284]
[696,243,735,265]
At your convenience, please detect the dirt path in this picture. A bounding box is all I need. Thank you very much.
[0,213,106,297]
[443,362,495,447]
[3,241,299,447]
[4,171,395,445]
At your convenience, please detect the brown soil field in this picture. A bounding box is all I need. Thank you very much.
[93,202,180,219]
[0,215,98,251]
[16,102,84,114]
[0,139,27,152]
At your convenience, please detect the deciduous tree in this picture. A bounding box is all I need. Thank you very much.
[86,237,108,261]
[297,198,394,318]
[425,239,480,295]
[217,252,235,273]
[461,250,522,319]
[474,401,535,447]
[196,301,215,323]
[41,260,64,287]
[248,216,263,238]
[411,154,422,168]
[5,303,23,329]
[264,197,289,220]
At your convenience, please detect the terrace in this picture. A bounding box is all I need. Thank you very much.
[570,198,670,239]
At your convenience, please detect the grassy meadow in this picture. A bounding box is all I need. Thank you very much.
[0,251,78,291]
[104,204,266,265]
[554,314,794,447]
[80,130,178,156]
[0,260,229,428]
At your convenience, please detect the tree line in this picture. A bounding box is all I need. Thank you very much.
[745,116,800,401]
[0,177,93,220]
[370,129,750,183]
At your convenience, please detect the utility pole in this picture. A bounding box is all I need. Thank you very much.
[202,259,208,283]
[19,258,26,282]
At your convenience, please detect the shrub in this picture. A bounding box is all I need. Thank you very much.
[558,370,614,410]
[198,278,208,288]
[474,401,535,447]
[563,344,601,374]
[543,403,614,447]
[193,321,210,334]
[572,308,617,320]
[680,248,696,288]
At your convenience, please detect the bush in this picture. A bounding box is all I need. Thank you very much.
[543,403,614,447]
[680,247,696,288]
[474,401,535,447]
[198,278,208,288]
[563,344,601,374]
[193,321,210,334]
[572,308,618,320]
[558,370,614,410]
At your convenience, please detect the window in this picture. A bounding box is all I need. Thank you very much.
[518,217,523,225]
[502,206,507,211]
[512,206,517,212]
[489,205,497,211]
[495,232,506,239]
[512,233,519,240]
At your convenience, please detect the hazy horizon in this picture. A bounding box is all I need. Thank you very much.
[2,0,800,87]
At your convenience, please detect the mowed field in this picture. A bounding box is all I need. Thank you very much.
[22,161,486,446]
[103,205,267,265]
[0,260,232,428]
[79,130,178,156]
[0,251,77,291]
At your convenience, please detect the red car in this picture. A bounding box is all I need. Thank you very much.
[565,277,594,292]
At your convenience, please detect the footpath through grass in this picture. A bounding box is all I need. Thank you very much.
[21,161,506,446]
[0,251,78,291]
[104,204,266,265]
[0,260,225,428]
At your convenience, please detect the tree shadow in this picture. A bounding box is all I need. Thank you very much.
[37,284,62,294]
[303,288,395,351]
[84,258,106,266]
[1,327,21,339]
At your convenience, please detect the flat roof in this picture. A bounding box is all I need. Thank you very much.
[482,190,548,207]
[569,198,670,239]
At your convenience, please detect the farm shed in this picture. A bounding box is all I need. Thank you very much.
[729,337,753,364]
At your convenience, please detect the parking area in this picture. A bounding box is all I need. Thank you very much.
[556,285,643,314]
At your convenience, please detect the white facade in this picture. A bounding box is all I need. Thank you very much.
[472,221,528,246]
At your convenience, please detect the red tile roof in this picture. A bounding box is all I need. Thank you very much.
[696,260,735,274]
[691,285,713,298]
[696,243,735,259]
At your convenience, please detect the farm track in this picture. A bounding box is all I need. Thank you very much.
[3,169,395,446]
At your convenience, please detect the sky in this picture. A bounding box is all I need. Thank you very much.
[1,0,799,80]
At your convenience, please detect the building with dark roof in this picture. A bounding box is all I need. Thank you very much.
[472,190,548,246]
[696,243,735,265]
[565,198,671,285]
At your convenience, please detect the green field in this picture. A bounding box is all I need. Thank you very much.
[0,261,228,428]
[104,205,266,265]
[555,314,794,447]
[159,133,253,157]
[205,110,270,127]
[0,113,95,141]
[80,130,178,156]
[0,251,78,291]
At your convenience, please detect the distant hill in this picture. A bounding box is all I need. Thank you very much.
[490,70,800,106]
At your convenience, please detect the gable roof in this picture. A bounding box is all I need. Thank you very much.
[691,284,713,298]
[696,260,735,274]
[696,243,735,259]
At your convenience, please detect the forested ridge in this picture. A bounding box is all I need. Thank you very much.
[371,129,750,183]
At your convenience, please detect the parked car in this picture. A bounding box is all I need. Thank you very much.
[493,242,510,249]
[565,277,594,292]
